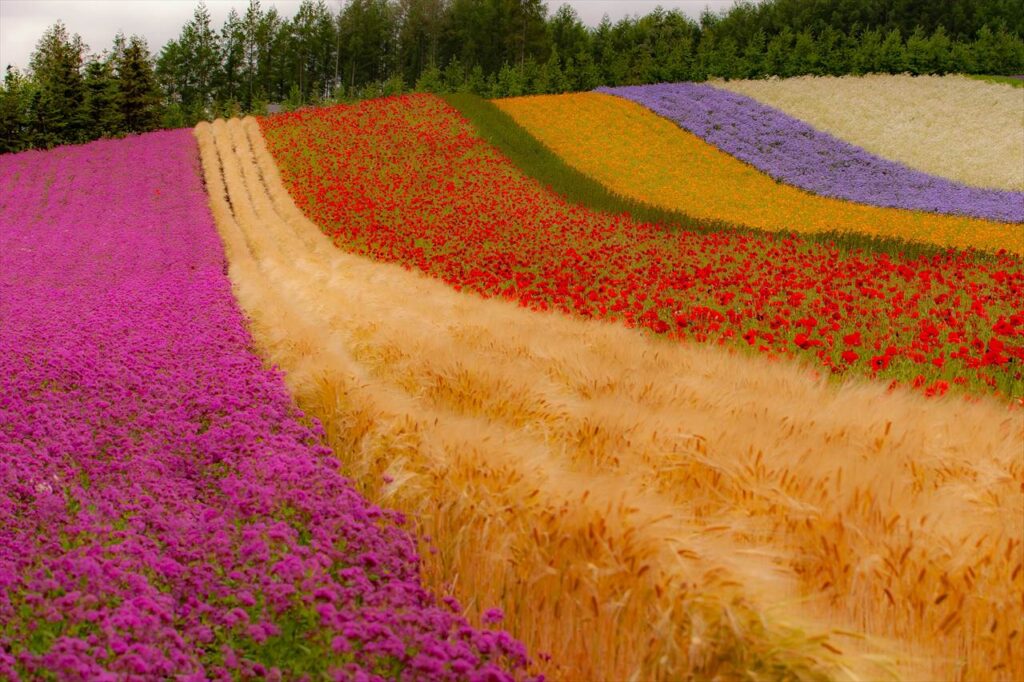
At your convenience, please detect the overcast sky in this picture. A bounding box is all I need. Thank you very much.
[0,0,737,72]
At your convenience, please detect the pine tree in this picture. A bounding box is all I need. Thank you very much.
[0,67,33,153]
[28,21,88,147]
[817,26,850,75]
[927,26,953,74]
[878,28,906,73]
[415,62,443,92]
[116,36,161,134]
[905,26,933,74]
[851,27,883,74]
[741,29,767,78]
[543,49,570,93]
[789,30,821,75]
[492,61,524,98]
[442,56,466,91]
[83,56,121,138]
[156,3,220,124]
[765,28,795,76]
[464,64,487,95]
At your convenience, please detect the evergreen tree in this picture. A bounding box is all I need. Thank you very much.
[240,0,266,108]
[521,56,543,92]
[788,30,821,75]
[817,26,850,75]
[973,23,1024,74]
[851,27,883,73]
[905,26,933,74]
[703,36,743,79]
[83,56,121,138]
[503,0,550,68]
[492,61,525,97]
[741,29,767,77]
[289,0,337,101]
[442,56,466,91]
[647,10,699,82]
[541,49,570,93]
[338,0,396,92]
[570,49,602,91]
[396,0,444,87]
[116,36,161,134]
[547,4,590,61]
[878,28,907,72]
[157,3,219,124]
[0,67,33,153]
[927,26,954,73]
[219,9,246,105]
[464,63,488,94]
[415,62,443,92]
[28,21,88,147]
[765,27,795,76]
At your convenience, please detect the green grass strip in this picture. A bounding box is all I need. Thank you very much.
[967,74,1024,88]
[442,92,1004,262]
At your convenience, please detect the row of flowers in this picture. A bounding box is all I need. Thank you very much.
[598,83,1024,223]
[260,94,1024,402]
[0,130,533,680]
[495,92,1017,253]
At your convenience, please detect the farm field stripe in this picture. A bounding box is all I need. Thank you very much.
[200,117,852,682]
[260,94,1024,401]
[445,92,993,262]
[0,131,532,680]
[598,82,1023,222]
[496,92,1023,253]
[205,115,1024,682]
[714,74,1024,192]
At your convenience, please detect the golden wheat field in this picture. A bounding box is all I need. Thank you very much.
[713,74,1024,191]
[194,117,1024,682]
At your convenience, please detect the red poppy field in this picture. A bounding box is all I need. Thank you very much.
[260,94,1023,401]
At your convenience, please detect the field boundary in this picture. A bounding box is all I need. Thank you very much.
[444,93,1006,261]
[197,114,1024,681]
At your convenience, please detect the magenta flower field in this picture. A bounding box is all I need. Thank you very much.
[0,131,532,680]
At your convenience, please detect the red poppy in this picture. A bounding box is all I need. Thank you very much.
[258,94,1024,401]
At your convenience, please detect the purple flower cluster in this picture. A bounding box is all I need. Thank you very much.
[0,131,534,680]
[599,83,1024,223]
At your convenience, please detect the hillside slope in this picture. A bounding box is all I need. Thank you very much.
[197,114,1024,682]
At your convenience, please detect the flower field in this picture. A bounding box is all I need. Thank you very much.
[496,93,1022,246]
[0,130,531,680]
[261,94,1024,400]
[3,73,1023,682]
[198,115,1023,682]
[597,83,1023,222]
[714,74,1024,191]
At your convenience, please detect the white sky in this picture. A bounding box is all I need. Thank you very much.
[0,0,738,72]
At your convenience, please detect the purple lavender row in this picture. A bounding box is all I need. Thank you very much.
[0,130,534,681]
[598,83,1024,223]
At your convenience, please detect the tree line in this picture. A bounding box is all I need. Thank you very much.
[2,0,1022,154]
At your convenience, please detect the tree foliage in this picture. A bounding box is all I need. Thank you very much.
[2,0,1023,153]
